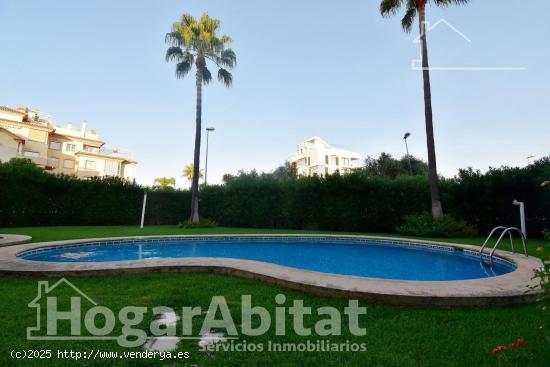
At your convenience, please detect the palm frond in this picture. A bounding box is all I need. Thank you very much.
[434,0,470,7]
[165,31,183,47]
[220,48,237,68]
[218,68,233,87]
[183,51,195,64]
[175,61,192,79]
[401,5,417,32]
[199,13,220,33]
[381,0,469,32]
[202,67,212,85]
[181,14,197,27]
[220,35,233,44]
[380,0,404,17]
[165,47,183,62]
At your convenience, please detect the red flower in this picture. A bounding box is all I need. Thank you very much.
[492,346,506,353]
[517,338,526,347]
[508,342,516,350]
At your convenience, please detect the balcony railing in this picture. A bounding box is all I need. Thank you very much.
[16,152,47,167]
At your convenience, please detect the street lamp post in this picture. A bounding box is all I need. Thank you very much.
[403,132,412,175]
[204,127,215,186]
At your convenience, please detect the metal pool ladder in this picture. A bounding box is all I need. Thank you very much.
[479,226,528,266]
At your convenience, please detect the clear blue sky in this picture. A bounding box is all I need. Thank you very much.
[1,0,548,187]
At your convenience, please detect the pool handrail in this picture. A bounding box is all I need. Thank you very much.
[480,226,528,266]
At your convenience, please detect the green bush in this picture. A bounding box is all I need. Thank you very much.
[178,218,217,229]
[397,213,478,238]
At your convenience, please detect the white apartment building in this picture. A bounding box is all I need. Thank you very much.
[0,105,136,180]
[289,136,361,177]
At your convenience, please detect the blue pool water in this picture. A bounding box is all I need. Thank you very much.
[17,237,515,281]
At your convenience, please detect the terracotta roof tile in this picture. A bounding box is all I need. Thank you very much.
[0,105,25,115]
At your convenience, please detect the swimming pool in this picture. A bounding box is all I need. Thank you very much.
[17,236,515,281]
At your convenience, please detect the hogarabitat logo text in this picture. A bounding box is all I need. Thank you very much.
[28,279,368,347]
[200,340,368,353]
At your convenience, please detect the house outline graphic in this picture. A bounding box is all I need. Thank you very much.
[411,18,526,71]
[27,278,109,340]
[413,18,472,44]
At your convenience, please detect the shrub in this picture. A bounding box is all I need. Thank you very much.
[179,218,217,229]
[531,229,550,344]
[397,213,478,238]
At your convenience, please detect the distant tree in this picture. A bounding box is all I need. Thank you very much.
[222,169,255,185]
[154,177,176,189]
[182,164,203,183]
[222,162,298,184]
[364,152,428,179]
[271,161,298,180]
[165,13,236,223]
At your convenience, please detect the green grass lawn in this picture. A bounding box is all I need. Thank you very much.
[0,226,548,366]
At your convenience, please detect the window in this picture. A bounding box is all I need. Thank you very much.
[49,141,61,150]
[307,157,310,166]
[48,157,59,168]
[336,157,340,166]
[63,160,75,169]
[84,145,95,153]
[104,160,121,176]
[325,155,329,164]
[23,151,39,158]
[65,143,76,152]
[85,160,96,170]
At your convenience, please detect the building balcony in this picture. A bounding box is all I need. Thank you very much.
[16,152,47,167]
[76,169,100,179]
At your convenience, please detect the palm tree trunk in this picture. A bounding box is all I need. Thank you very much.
[190,60,204,223]
[418,5,444,220]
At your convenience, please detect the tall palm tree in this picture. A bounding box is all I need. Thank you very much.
[154,177,176,189]
[166,13,236,223]
[380,0,469,220]
[182,164,203,183]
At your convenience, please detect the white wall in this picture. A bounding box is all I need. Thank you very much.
[0,144,18,163]
[0,110,23,122]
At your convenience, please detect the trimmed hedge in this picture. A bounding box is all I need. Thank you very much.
[199,174,431,232]
[0,159,190,227]
[1,158,549,236]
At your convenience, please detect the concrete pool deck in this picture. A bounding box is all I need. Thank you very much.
[0,234,31,247]
[0,234,543,307]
